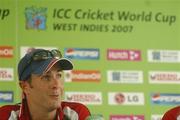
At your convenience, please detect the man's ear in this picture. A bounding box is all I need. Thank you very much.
[19,81,30,95]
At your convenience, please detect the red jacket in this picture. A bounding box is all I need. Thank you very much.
[162,106,180,120]
[0,99,90,120]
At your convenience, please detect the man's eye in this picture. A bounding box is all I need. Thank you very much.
[42,75,50,81]
[56,73,62,79]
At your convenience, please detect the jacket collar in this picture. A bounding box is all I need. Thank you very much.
[18,99,63,120]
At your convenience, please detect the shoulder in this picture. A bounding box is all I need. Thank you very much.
[0,105,20,117]
[61,101,91,120]
[162,106,180,120]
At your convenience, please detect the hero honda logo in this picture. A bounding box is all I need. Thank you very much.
[107,49,141,61]
[25,6,47,30]
[110,115,144,120]
[64,48,100,60]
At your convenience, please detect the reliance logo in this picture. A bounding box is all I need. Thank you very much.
[64,70,101,82]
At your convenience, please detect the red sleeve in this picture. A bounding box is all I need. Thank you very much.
[0,105,20,120]
[72,102,90,120]
[162,106,180,120]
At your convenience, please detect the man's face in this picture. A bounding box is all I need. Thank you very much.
[24,63,64,111]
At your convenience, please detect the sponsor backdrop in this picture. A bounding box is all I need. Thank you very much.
[0,0,180,120]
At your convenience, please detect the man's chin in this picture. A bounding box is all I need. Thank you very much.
[48,101,61,111]
[47,96,61,108]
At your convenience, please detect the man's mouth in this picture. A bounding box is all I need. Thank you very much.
[49,94,60,99]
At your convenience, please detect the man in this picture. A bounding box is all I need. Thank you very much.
[0,49,90,120]
[162,106,180,120]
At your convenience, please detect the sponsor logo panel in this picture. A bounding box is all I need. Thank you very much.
[0,46,13,58]
[20,46,58,58]
[110,115,144,120]
[149,71,180,84]
[0,68,13,81]
[0,91,13,103]
[64,48,100,60]
[64,70,101,82]
[64,92,102,105]
[148,50,180,63]
[107,49,141,61]
[108,92,144,105]
[25,6,47,30]
[108,70,143,83]
[151,93,180,105]
[151,114,163,120]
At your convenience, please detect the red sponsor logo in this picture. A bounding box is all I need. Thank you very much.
[0,46,13,58]
[115,93,125,104]
[107,49,141,61]
[71,70,101,82]
[110,115,144,120]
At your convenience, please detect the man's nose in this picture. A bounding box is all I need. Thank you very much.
[51,75,63,89]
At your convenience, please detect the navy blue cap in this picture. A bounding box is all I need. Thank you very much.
[18,49,73,81]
